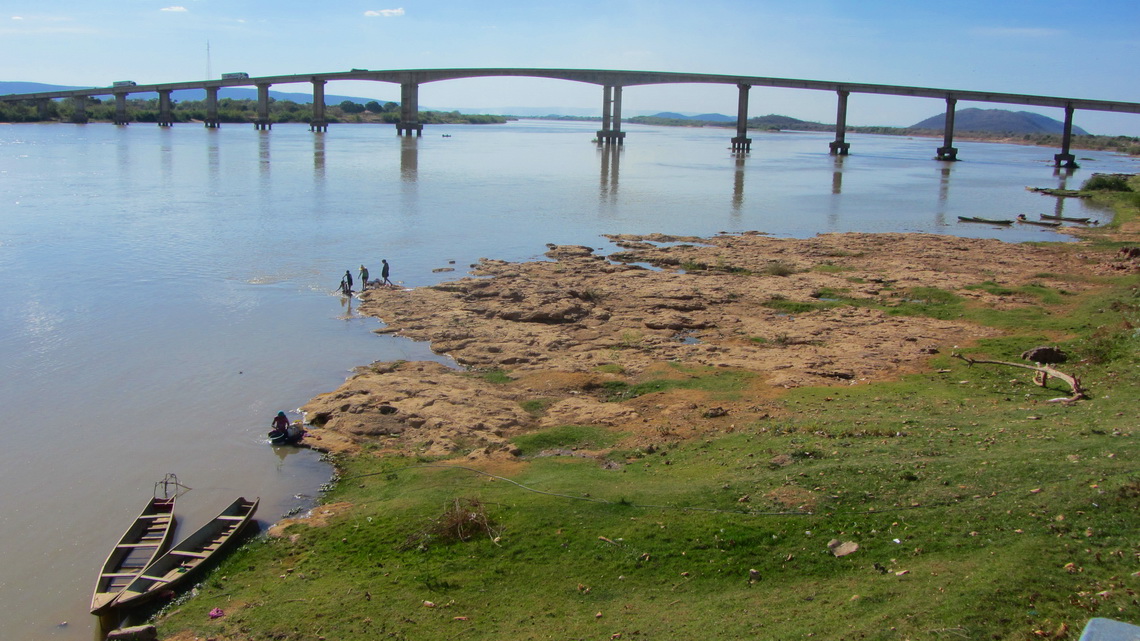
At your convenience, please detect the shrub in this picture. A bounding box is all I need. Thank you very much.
[1082,174,1132,192]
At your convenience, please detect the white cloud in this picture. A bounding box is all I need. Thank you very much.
[970,26,1063,38]
[160,6,189,12]
[11,16,24,20]
[364,8,405,18]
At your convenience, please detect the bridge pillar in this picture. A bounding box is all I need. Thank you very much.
[255,83,272,130]
[36,98,52,120]
[1054,103,1078,169]
[397,81,422,136]
[596,85,626,145]
[731,84,752,152]
[204,86,220,128]
[157,90,174,127]
[310,79,328,132]
[69,96,88,124]
[113,92,130,125]
[936,96,958,161]
[829,90,851,155]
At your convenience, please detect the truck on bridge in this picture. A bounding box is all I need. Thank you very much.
[221,72,249,80]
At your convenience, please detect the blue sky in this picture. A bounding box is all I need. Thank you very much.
[3,0,1140,135]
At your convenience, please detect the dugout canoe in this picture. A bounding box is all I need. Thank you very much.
[90,496,177,614]
[958,216,1014,225]
[110,496,258,610]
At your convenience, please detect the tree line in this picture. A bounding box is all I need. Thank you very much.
[0,97,508,126]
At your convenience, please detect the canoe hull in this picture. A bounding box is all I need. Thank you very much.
[1040,214,1092,223]
[91,497,176,614]
[958,216,1013,225]
[110,496,259,610]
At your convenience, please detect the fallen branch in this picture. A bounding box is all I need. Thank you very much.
[951,353,1087,403]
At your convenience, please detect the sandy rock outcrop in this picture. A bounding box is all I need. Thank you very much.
[300,232,1103,457]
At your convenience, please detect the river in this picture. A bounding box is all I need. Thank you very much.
[0,119,1135,640]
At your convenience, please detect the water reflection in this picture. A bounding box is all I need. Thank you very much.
[271,441,307,463]
[1052,171,1072,219]
[160,129,173,185]
[732,154,746,215]
[598,144,620,205]
[400,136,418,183]
[206,129,220,182]
[935,164,953,226]
[116,130,131,192]
[313,132,326,177]
[338,292,355,319]
[827,156,844,228]
[258,130,271,177]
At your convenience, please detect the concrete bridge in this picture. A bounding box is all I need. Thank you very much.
[4,68,1140,167]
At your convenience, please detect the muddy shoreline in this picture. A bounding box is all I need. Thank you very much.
[297,231,1120,460]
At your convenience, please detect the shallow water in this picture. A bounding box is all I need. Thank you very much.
[0,119,1135,640]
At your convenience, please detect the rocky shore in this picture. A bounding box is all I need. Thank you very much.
[300,231,1108,459]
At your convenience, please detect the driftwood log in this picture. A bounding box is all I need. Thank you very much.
[951,353,1088,403]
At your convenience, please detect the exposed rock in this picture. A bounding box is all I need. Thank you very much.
[295,233,1105,458]
[828,540,860,557]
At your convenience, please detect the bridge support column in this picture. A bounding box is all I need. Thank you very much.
[157,90,174,127]
[936,96,958,161]
[37,99,52,120]
[596,85,626,145]
[255,83,272,130]
[396,82,422,136]
[310,79,328,132]
[731,84,752,152]
[1054,103,1078,169]
[204,86,220,128]
[113,93,130,125]
[829,90,851,155]
[69,96,88,124]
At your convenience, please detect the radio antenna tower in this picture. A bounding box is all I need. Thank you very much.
[206,40,212,79]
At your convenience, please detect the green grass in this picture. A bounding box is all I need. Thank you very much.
[518,397,558,417]
[600,363,754,402]
[511,424,620,455]
[157,354,1140,640]
[476,369,514,384]
[762,297,842,314]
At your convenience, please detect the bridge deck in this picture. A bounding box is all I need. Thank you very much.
[3,68,1139,115]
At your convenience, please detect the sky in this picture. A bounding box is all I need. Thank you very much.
[3,0,1140,135]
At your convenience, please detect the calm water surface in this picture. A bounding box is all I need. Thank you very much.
[0,120,1135,640]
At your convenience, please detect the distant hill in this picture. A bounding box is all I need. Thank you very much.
[645,111,736,123]
[0,81,393,106]
[630,112,816,129]
[909,108,1089,135]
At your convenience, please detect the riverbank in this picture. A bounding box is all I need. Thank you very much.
[155,180,1140,640]
[297,232,1108,459]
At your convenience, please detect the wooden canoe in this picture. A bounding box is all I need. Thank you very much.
[958,216,1014,225]
[110,496,259,610]
[1040,213,1093,223]
[90,496,177,614]
[1016,216,1062,227]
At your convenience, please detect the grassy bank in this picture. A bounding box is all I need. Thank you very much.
[154,180,1139,641]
